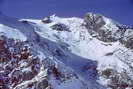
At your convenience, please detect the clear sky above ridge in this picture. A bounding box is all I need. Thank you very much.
[0,0,133,26]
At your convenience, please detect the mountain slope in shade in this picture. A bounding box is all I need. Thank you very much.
[0,13,133,89]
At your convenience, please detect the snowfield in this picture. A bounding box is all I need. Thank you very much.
[0,13,133,89]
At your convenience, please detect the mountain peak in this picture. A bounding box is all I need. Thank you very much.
[0,13,133,89]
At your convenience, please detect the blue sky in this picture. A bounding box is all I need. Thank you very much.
[0,0,133,26]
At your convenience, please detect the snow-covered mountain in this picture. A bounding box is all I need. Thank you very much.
[0,12,133,89]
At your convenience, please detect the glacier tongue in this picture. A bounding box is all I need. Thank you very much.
[0,13,133,89]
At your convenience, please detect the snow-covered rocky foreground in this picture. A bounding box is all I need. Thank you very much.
[0,13,133,89]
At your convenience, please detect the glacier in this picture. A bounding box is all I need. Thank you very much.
[0,13,133,89]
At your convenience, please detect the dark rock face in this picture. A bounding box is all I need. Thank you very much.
[124,38,133,49]
[51,23,71,32]
[0,35,80,89]
[84,13,133,49]
[84,13,106,30]
[0,36,50,89]
[119,29,133,49]
[84,13,133,89]
[36,79,49,89]
[84,13,117,42]
[100,68,133,89]
[23,70,35,81]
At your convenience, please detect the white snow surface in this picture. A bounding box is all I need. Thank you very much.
[0,14,133,89]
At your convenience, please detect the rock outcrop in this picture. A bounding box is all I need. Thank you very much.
[84,13,133,49]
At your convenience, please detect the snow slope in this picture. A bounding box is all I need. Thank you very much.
[0,13,133,89]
